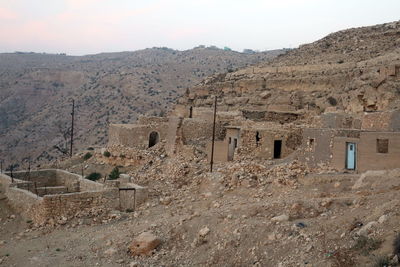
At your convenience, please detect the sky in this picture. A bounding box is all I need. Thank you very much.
[0,0,399,56]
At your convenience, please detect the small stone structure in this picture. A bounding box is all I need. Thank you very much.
[0,169,148,224]
[299,111,400,172]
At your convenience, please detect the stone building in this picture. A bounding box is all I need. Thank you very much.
[299,111,400,172]
[108,96,400,173]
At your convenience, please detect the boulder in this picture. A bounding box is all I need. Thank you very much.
[271,214,289,222]
[357,221,378,236]
[129,232,161,256]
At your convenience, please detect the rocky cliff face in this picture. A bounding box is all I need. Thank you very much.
[180,21,400,117]
[0,47,283,167]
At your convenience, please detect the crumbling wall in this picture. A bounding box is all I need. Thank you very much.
[362,110,400,131]
[321,113,361,129]
[137,116,169,124]
[181,118,224,145]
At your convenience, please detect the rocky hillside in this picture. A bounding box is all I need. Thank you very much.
[0,47,283,167]
[182,21,400,118]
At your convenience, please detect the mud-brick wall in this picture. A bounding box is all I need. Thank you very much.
[206,141,228,163]
[31,189,119,224]
[358,132,400,171]
[108,123,169,149]
[298,128,336,167]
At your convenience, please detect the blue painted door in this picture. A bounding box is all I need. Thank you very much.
[346,143,356,170]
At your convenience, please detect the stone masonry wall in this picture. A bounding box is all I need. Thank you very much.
[30,189,119,224]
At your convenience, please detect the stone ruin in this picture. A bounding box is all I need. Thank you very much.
[0,169,148,224]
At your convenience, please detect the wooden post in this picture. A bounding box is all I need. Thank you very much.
[10,165,14,183]
[210,96,217,172]
[70,99,75,158]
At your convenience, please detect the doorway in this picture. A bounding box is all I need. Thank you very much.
[274,140,282,159]
[345,142,356,170]
[148,132,159,148]
[228,137,238,161]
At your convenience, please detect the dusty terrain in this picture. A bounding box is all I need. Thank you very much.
[1,147,400,267]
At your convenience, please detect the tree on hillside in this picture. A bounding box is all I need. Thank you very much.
[53,120,71,156]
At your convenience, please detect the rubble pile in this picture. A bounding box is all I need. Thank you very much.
[219,160,309,189]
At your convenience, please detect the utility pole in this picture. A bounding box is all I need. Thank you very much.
[210,96,217,172]
[70,99,75,158]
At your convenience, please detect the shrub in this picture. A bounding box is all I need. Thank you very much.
[373,255,390,267]
[108,167,120,180]
[86,172,102,181]
[327,96,338,106]
[103,151,111,157]
[353,236,382,255]
[394,234,400,257]
[83,152,92,160]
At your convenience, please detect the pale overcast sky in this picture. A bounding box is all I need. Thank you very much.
[0,0,399,55]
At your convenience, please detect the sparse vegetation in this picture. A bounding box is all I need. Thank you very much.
[373,255,391,267]
[83,152,92,160]
[103,151,111,157]
[108,167,120,180]
[353,236,382,255]
[85,172,102,181]
[327,96,338,106]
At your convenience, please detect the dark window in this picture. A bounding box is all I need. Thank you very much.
[234,138,238,148]
[256,131,261,146]
[149,132,160,148]
[309,139,314,146]
[229,137,232,144]
[376,139,389,153]
[274,140,282,159]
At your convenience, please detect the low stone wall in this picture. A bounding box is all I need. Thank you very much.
[79,176,105,191]
[6,186,42,220]
[9,169,58,187]
[1,169,148,224]
[31,189,119,224]
[55,169,81,192]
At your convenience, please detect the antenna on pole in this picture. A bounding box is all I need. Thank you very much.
[210,96,217,172]
[70,99,75,158]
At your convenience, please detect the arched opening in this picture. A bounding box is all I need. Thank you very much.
[148,132,160,148]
